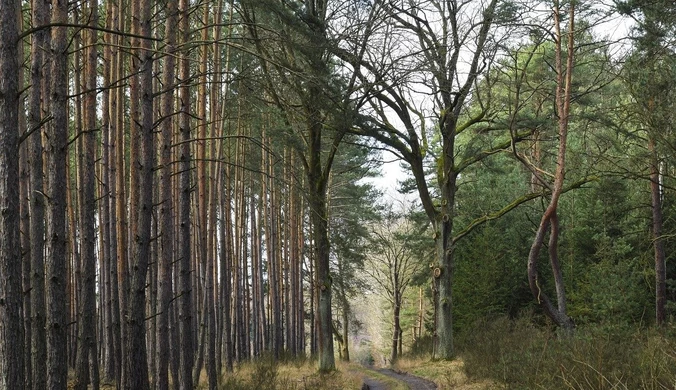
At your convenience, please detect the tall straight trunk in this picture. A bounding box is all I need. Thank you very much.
[28,0,50,386]
[334,234,349,362]
[252,184,267,357]
[0,0,24,386]
[390,294,400,364]
[157,0,178,388]
[649,137,666,326]
[206,199,217,389]
[219,162,234,371]
[115,0,130,383]
[296,200,305,355]
[66,123,79,370]
[288,159,300,357]
[305,91,336,372]
[21,136,32,390]
[206,7,221,382]
[233,140,241,361]
[342,307,350,362]
[74,1,100,387]
[169,300,181,388]
[250,192,261,357]
[127,0,140,276]
[46,0,70,387]
[237,159,250,360]
[72,30,83,371]
[242,189,251,359]
[218,0,235,371]
[232,129,246,361]
[434,161,457,359]
[284,163,292,355]
[308,184,333,371]
[178,0,194,385]
[309,236,316,357]
[123,0,154,385]
[263,132,283,358]
[102,0,120,380]
[16,8,29,386]
[98,16,112,366]
[148,208,159,389]
[101,13,113,378]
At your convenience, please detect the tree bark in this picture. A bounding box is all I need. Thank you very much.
[156,0,177,388]
[102,0,120,380]
[28,0,50,386]
[219,159,234,371]
[527,0,575,333]
[115,0,130,383]
[178,0,194,385]
[0,0,25,386]
[306,106,336,370]
[391,297,400,365]
[122,0,154,385]
[74,1,100,388]
[649,137,666,326]
[46,0,70,386]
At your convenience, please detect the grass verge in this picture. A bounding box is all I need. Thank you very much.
[393,357,500,390]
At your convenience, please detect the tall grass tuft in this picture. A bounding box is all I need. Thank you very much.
[458,315,676,389]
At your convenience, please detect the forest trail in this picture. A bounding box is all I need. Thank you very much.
[361,367,438,389]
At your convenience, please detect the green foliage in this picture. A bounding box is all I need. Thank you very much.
[459,316,676,389]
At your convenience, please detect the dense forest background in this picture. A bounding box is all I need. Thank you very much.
[0,0,675,389]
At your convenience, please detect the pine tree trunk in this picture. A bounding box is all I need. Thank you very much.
[219,163,234,371]
[305,95,336,371]
[156,0,177,388]
[527,0,575,334]
[296,196,305,355]
[251,192,262,357]
[102,0,120,380]
[178,0,194,384]
[74,1,100,387]
[122,0,154,385]
[649,137,667,326]
[341,306,350,362]
[21,137,32,390]
[65,135,77,372]
[28,0,49,385]
[16,10,29,386]
[45,0,70,387]
[115,0,130,383]
[0,0,24,386]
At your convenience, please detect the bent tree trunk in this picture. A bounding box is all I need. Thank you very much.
[527,0,575,333]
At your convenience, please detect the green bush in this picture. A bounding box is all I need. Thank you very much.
[458,315,676,389]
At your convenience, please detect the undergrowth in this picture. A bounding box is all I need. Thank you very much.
[214,356,363,390]
[458,315,676,389]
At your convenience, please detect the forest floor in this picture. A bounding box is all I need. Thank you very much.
[388,358,498,390]
[359,366,438,389]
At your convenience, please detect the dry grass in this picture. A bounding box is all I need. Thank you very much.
[194,358,366,389]
[393,356,501,390]
[346,363,410,390]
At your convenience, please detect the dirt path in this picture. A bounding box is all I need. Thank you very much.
[361,375,389,389]
[361,367,438,389]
